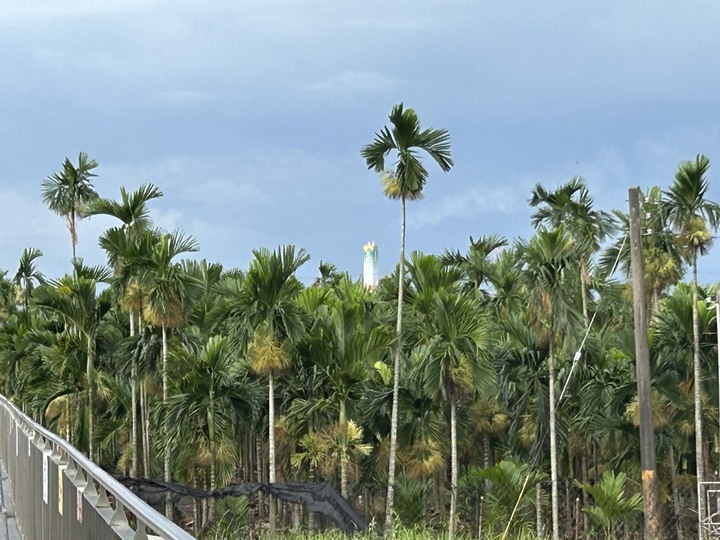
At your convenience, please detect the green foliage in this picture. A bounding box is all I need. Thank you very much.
[18,153,720,538]
[361,103,453,200]
[577,470,642,538]
[464,460,546,536]
[201,496,250,539]
[41,151,100,258]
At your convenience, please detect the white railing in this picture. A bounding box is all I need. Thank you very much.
[0,393,195,540]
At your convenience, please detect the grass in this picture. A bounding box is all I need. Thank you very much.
[251,525,544,539]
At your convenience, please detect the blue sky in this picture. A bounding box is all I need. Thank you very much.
[1,1,719,285]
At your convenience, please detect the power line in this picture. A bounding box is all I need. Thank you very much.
[558,232,627,404]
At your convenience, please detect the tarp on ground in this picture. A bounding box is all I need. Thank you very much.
[120,477,369,533]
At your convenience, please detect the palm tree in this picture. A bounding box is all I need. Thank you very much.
[299,280,389,497]
[600,187,684,315]
[227,245,309,530]
[361,103,453,532]
[90,184,163,478]
[85,183,163,242]
[182,259,225,335]
[519,227,581,540]
[662,154,720,529]
[41,152,100,261]
[314,260,346,288]
[530,177,615,323]
[166,335,262,524]
[653,282,719,540]
[0,271,17,324]
[141,230,200,516]
[91,183,164,333]
[33,266,112,460]
[14,247,45,313]
[470,460,546,537]
[412,290,495,538]
[441,234,508,299]
[577,471,643,538]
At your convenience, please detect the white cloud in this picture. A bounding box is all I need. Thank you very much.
[154,90,217,105]
[152,208,184,232]
[177,177,271,209]
[410,181,531,229]
[0,0,151,18]
[300,70,397,94]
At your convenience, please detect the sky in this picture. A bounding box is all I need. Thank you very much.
[1,1,719,285]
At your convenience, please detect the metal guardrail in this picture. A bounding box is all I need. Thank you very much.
[702,481,720,539]
[0,393,195,540]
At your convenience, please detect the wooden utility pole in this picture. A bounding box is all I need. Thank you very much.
[628,187,661,539]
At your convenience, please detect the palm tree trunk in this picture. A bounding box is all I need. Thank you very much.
[651,287,661,320]
[340,399,348,499]
[192,465,200,536]
[669,444,685,540]
[256,435,265,520]
[477,493,484,539]
[142,380,150,477]
[549,341,560,540]
[130,309,138,478]
[70,209,77,261]
[580,260,589,324]
[208,390,216,522]
[482,432,493,469]
[536,482,543,538]
[449,392,458,540]
[581,454,589,535]
[385,194,407,535]
[692,249,705,538]
[162,324,172,518]
[269,370,277,531]
[87,332,95,461]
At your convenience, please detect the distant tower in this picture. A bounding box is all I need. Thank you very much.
[363,242,379,290]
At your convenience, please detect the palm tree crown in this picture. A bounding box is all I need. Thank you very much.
[14,247,45,312]
[86,184,163,242]
[361,103,453,198]
[41,152,100,260]
[663,154,720,256]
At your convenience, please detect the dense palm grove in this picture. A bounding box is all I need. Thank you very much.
[1,107,720,539]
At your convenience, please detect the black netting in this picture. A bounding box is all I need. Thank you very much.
[120,477,369,533]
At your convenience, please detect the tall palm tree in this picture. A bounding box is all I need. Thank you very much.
[41,152,100,261]
[600,187,684,315]
[299,280,389,497]
[652,282,719,540]
[227,245,309,530]
[85,183,163,242]
[412,290,495,538]
[141,230,200,516]
[662,154,720,531]
[33,266,112,460]
[519,227,581,540]
[182,259,225,335]
[0,271,17,324]
[14,247,45,313]
[361,103,453,532]
[166,335,263,524]
[530,177,615,323]
[90,184,163,477]
[441,234,508,299]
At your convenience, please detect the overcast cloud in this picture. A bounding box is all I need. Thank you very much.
[1,1,719,284]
